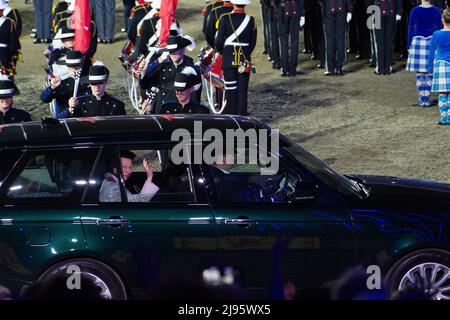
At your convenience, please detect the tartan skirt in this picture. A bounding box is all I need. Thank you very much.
[406,36,432,73]
[432,60,450,93]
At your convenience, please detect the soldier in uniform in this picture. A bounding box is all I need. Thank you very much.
[69,62,126,117]
[203,0,223,37]
[135,0,161,57]
[205,0,234,49]
[157,67,210,114]
[140,35,200,114]
[277,0,305,77]
[127,0,154,45]
[368,0,403,75]
[268,0,281,68]
[0,1,19,76]
[40,50,91,119]
[309,0,325,68]
[2,1,21,65]
[260,0,271,54]
[0,76,31,124]
[319,0,353,76]
[348,0,370,60]
[215,0,257,115]
[55,15,98,75]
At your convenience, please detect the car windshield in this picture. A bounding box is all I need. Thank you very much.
[279,134,362,197]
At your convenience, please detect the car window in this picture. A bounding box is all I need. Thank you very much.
[206,147,301,204]
[4,148,99,204]
[88,147,196,204]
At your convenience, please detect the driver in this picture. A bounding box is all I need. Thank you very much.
[99,150,159,202]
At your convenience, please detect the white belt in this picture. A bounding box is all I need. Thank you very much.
[225,42,249,47]
[0,43,8,48]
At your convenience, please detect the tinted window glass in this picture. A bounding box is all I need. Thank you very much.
[206,147,301,204]
[4,148,99,204]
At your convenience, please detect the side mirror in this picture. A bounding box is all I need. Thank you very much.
[291,180,320,204]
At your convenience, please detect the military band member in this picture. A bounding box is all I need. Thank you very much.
[158,67,210,114]
[205,0,234,48]
[268,0,281,68]
[309,0,326,68]
[2,1,21,51]
[319,0,353,76]
[0,0,19,76]
[0,76,31,124]
[277,0,305,77]
[348,0,370,60]
[135,0,160,57]
[40,50,91,119]
[54,4,98,65]
[260,0,271,54]
[203,0,223,36]
[140,35,200,114]
[215,0,257,115]
[128,0,154,45]
[368,0,403,75]
[69,62,126,117]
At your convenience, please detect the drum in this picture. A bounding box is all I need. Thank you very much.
[119,40,136,72]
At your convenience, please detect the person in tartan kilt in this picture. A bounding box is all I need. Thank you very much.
[407,0,442,107]
[428,8,450,124]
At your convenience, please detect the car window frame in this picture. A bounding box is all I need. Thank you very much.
[108,144,199,206]
[0,146,100,206]
[200,141,323,206]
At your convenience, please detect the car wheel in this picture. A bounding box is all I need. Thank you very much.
[386,248,450,300]
[32,258,127,300]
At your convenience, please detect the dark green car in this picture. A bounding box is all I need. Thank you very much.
[0,115,449,299]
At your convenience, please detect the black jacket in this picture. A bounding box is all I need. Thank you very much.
[127,4,152,44]
[140,55,201,114]
[71,93,126,117]
[40,76,91,118]
[136,15,159,57]
[160,100,210,114]
[319,0,353,16]
[0,17,19,71]
[0,107,31,124]
[366,0,403,16]
[274,0,305,17]
[215,12,257,69]
[205,2,234,48]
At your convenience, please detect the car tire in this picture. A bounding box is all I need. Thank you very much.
[31,258,128,300]
[386,248,450,300]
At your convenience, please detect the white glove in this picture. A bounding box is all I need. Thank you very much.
[300,16,305,28]
[157,51,170,64]
[347,13,352,23]
[396,14,402,21]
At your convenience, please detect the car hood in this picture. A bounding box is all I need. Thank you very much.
[350,175,450,208]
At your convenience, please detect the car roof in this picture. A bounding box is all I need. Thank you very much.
[0,115,262,148]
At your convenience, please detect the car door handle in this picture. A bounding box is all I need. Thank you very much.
[224,219,257,225]
[96,217,129,226]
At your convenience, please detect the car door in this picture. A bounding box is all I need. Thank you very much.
[202,147,354,298]
[80,146,218,296]
[0,147,98,293]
